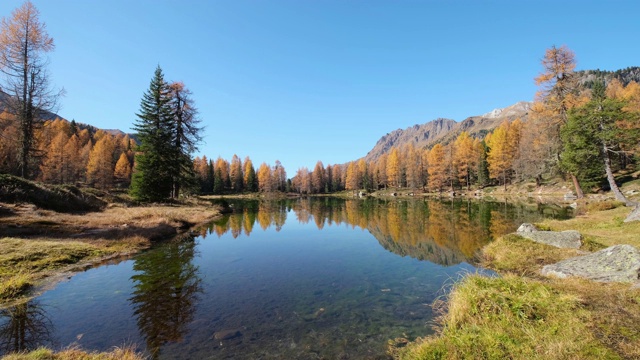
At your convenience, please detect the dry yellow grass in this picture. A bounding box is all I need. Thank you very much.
[1,345,146,360]
[539,206,640,249]
[397,202,640,360]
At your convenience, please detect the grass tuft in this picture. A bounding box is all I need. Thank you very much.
[0,273,32,300]
[482,234,580,276]
[1,344,146,360]
[392,275,619,360]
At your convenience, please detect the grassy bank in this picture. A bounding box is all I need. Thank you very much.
[1,346,144,360]
[0,200,221,304]
[393,203,640,359]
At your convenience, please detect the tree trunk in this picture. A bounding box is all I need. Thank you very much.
[570,173,584,199]
[602,144,633,206]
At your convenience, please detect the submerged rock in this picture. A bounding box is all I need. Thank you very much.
[516,230,582,249]
[213,329,242,340]
[541,245,640,282]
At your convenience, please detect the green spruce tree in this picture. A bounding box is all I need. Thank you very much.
[130,66,175,201]
[562,81,638,205]
[477,140,491,188]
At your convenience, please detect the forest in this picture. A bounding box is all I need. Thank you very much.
[0,0,639,203]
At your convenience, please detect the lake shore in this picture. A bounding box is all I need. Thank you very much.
[0,200,222,306]
[392,198,640,359]
[3,183,639,360]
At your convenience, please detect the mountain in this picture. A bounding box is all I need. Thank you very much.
[576,66,640,88]
[362,66,640,162]
[364,101,531,162]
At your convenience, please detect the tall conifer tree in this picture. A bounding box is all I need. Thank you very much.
[130,66,174,201]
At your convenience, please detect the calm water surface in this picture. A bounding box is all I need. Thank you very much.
[0,198,572,359]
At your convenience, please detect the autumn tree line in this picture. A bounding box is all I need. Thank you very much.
[1,2,637,202]
[0,115,135,189]
[289,46,640,200]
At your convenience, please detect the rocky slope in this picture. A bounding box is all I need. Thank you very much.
[364,101,531,162]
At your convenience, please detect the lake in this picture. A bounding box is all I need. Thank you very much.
[0,197,572,359]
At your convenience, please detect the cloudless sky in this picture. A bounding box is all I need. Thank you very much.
[1,1,639,173]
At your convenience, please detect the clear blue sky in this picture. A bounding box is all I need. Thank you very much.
[1,1,639,173]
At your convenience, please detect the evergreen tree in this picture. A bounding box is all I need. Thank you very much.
[213,166,224,194]
[562,81,638,205]
[477,140,490,188]
[130,66,175,201]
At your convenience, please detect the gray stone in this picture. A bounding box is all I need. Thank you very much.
[517,230,582,249]
[516,223,539,232]
[624,206,640,223]
[564,192,577,200]
[541,245,640,282]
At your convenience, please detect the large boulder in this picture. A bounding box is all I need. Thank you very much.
[516,230,582,249]
[541,245,640,283]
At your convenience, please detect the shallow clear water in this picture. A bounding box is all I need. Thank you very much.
[0,198,572,359]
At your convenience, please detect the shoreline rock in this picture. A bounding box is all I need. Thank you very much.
[541,245,640,282]
[515,223,582,249]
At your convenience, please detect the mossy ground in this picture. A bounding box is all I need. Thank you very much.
[394,203,640,360]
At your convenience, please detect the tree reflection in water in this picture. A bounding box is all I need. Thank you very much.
[129,234,202,359]
[0,300,53,355]
[205,198,572,266]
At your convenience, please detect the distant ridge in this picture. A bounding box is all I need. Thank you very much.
[361,66,640,162]
[363,101,531,162]
[0,90,134,139]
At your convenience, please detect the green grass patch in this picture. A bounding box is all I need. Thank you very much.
[482,234,580,276]
[0,238,113,301]
[393,275,619,360]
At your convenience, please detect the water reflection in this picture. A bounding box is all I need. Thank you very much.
[129,235,202,359]
[0,300,53,354]
[204,198,571,266]
[9,197,572,359]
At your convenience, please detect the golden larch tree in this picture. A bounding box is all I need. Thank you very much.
[229,154,243,192]
[386,148,402,188]
[427,144,446,192]
[453,132,479,190]
[114,152,132,186]
[344,162,359,191]
[534,45,585,197]
[257,162,273,192]
[40,131,68,183]
[312,161,325,193]
[62,134,81,183]
[86,135,115,189]
[486,121,521,189]
[0,1,60,178]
